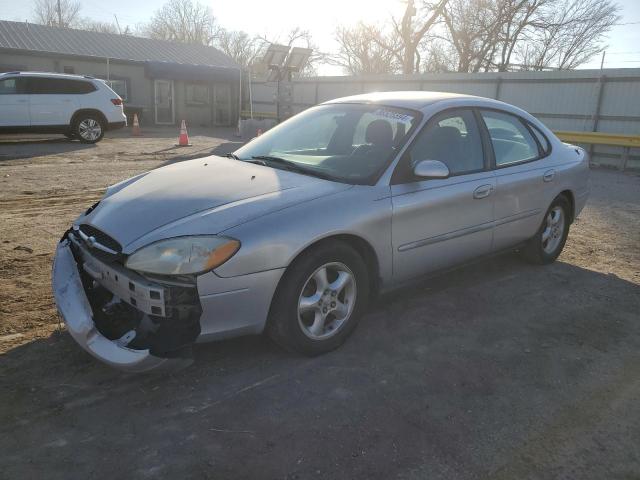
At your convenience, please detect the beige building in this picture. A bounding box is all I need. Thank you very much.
[0,20,240,127]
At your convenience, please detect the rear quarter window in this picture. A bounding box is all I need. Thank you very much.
[528,123,551,155]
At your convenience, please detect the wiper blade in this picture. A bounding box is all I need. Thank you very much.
[225,152,240,160]
[250,155,338,182]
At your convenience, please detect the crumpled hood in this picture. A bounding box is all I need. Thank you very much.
[80,156,350,252]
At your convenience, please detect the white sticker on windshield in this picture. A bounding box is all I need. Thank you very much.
[372,109,413,123]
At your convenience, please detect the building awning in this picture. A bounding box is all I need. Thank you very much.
[144,61,240,82]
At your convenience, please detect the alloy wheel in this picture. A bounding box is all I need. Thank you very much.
[297,262,357,340]
[542,206,565,254]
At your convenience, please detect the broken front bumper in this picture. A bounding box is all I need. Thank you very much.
[52,239,180,373]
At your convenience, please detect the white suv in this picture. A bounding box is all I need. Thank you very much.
[0,71,127,143]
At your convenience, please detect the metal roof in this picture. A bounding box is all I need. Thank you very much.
[0,20,239,70]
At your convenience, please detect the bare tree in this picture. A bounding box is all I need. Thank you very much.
[144,0,217,45]
[214,29,265,69]
[332,22,402,75]
[520,0,620,70]
[437,0,617,72]
[331,0,448,75]
[77,19,120,34]
[33,0,81,28]
[393,0,450,73]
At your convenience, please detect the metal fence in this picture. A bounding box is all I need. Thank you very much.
[247,68,640,169]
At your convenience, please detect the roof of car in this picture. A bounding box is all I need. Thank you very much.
[0,71,94,80]
[324,91,489,110]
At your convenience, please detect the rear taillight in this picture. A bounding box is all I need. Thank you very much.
[111,98,123,106]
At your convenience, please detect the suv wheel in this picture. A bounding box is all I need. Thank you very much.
[73,114,105,143]
[267,241,369,356]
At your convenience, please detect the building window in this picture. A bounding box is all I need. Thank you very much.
[63,66,75,74]
[186,84,209,105]
[103,79,128,101]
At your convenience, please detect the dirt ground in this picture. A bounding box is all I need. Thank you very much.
[0,129,639,479]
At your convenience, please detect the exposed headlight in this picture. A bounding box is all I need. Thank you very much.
[125,236,240,275]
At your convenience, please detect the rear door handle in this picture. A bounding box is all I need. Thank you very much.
[543,169,555,182]
[473,184,493,199]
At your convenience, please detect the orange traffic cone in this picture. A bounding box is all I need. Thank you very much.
[176,120,192,147]
[131,113,142,136]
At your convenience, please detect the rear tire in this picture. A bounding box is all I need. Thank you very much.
[521,195,571,265]
[267,241,369,356]
[73,114,105,144]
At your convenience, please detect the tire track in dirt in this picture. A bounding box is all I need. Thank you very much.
[0,190,104,212]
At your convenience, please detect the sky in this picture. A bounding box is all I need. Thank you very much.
[1,0,639,74]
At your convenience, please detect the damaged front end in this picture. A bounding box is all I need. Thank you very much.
[52,227,202,373]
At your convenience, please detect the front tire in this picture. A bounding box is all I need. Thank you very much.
[521,195,571,264]
[73,114,105,144]
[267,241,369,356]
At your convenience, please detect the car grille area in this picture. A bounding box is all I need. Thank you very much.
[78,224,122,253]
[67,231,202,358]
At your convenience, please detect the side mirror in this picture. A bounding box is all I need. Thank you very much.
[413,160,450,179]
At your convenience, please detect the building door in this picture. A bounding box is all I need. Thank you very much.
[213,84,231,126]
[154,79,174,124]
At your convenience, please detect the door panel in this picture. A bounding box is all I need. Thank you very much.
[478,109,552,251]
[391,172,496,282]
[391,107,495,282]
[154,80,174,124]
[0,77,29,126]
[492,162,553,250]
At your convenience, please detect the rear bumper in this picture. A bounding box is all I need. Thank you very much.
[107,121,126,130]
[52,240,178,373]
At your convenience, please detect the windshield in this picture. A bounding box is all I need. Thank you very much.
[234,103,421,184]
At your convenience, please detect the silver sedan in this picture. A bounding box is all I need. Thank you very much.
[52,91,590,372]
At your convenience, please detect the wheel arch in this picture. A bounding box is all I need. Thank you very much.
[558,189,575,223]
[269,233,381,312]
[71,109,107,128]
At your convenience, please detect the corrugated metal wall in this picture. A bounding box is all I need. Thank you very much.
[248,68,640,168]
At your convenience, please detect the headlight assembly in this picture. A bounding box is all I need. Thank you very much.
[125,236,240,276]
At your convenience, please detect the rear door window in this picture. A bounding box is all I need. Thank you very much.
[480,110,540,166]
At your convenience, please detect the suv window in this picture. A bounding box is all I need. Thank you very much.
[26,77,96,95]
[0,77,26,94]
[480,110,539,166]
[406,109,484,176]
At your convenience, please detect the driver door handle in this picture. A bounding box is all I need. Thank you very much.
[473,184,493,199]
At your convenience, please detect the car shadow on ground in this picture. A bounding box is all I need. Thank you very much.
[0,136,95,160]
[2,252,640,479]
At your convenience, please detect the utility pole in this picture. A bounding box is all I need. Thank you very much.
[57,0,62,27]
